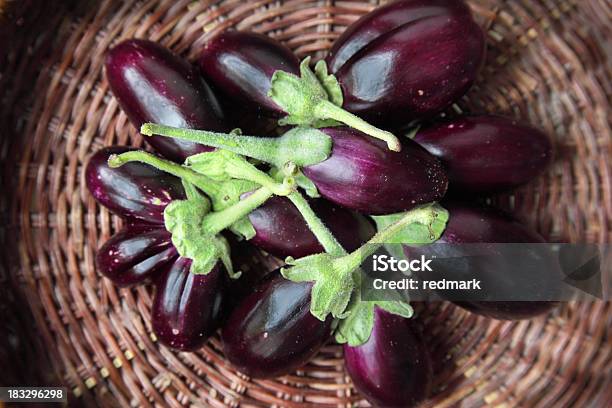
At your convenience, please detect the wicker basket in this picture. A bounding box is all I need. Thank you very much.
[1,0,610,406]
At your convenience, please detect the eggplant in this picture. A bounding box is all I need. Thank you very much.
[199,30,299,118]
[414,116,553,192]
[248,196,375,258]
[95,224,177,287]
[326,0,486,127]
[105,39,228,162]
[408,202,558,319]
[88,147,228,349]
[86,146,185,224]
[152,258,226,351]
[344,308,432,408]
[87,146,372,279]
[198,31,402,151]
[87,146,184,286]
[438,203,546,244]
[221,272,333,378]
[302,127,448,215]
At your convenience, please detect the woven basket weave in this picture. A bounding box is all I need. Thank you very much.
[1,0,610,406]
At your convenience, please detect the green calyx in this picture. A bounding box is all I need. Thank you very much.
[270,164,320,198]
[371,205,450,260]
[186,149,294,198]
[178,149,291,240]
[335,300,413,346]
[108,149,296,279]
[269,57,341,128]
[140,123,333,169]
[164,185,280,278]
[314,60,344,107]
[201,186,276,237]
[108,149,298,240]
[164,183,237,278]
[186,149,296,239]
[282,253,353,320]
[280,203,449,342]
[108,150,260,239]
[268,58,402,152]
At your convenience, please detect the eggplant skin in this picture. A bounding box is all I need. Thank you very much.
[105,39,228,162]
[327,0,485,127]
[221,272,333,378]
[85,146,185,224]
[248,196,375,258]
[303,127,448,215]
[152,259,226,351]
[327,0,475,72]
[410,202,557,320]
[96,224,177,287]
[438,202,546,244]
[414,116,553,193]
[344,308,432,408]
[199,30,299,117]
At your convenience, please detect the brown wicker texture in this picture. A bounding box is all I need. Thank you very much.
[1,0,611,406]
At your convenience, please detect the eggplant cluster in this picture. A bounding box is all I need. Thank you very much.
[87,1,557,406]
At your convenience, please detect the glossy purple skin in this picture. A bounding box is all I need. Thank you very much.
[327,0,471,72]
[344,308,432,408]
[438,203,546,245]
[152,259,226,351]
[221,272,333,378]
[199,30,299,117]
[327,0,486,126]
[105,39,227,162]
[248,196,375,258]
[87,146,228,348]
[85,146,185,224]
[302,127,448,215]
[414,202,557,319]
[96,224,177,287]
[414,116,553,192]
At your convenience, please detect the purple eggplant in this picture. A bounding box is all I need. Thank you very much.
[221,272,333,378]
[302,127,448,215]
[87,146,371,274]
[86,146,185,224]
[105,39,228,162]
[198,31,401,151]
[439,203,547,244]
[248,196,375,258]
[87,146,228,349]
[199,30,299,118]
[344,308,432,408]
[95,224,177,287]
[327,0,486,126]
[87,146,184,286]
[414,116,553,192]
[408,202,558,319]
[152,258,226,351]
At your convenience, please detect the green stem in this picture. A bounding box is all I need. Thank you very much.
[181,180,207,203]
[108,151,221,197]
[224,156,294,196]
[338,204,438,273]
[202,187,273,235]
[141,124,332,168]
[287,191,346,256]
[314,100,402,152]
